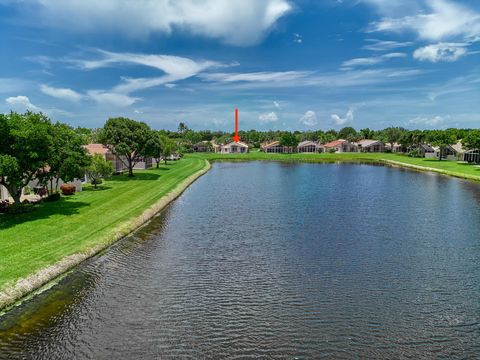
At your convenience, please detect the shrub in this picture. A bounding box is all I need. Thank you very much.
[23,186,32,195]
[4,203,35,215]
[0,200,10,213]
[328,148,336,154]
[44,192,61,202]
[91,178,103,186]
[60,184,76,195]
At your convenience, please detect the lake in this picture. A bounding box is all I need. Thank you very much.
[1,162,480,358]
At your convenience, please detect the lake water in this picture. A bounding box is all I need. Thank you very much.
[1,162,480,359]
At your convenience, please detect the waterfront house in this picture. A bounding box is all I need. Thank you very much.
[261,141,294,153]
[132,156,153,169]
[411,144,436,158]
[463,149,480,164]
[84,143,128,173]
[357,139,385,153]
[193,141,210,152]
[433,144,461,161]
[297,140,323,153]
[323,139,357,153]
[221,141,249,154]
[385,142,404,153]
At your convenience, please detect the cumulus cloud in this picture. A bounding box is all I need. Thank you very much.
[299,110,317,126]
[368,0,480,42]
[413,43,468,62]
[40,84,83,101]
[5,95,41,111]
[259,111,278,123]
[19,0,292,46]
[342,52,406,68]
[331,108,354,126]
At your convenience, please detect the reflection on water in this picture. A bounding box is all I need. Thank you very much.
[1,162,480,358]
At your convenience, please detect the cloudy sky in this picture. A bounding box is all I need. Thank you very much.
[0,0,479,131]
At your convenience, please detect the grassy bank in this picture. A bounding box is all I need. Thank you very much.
[0,156,209,309]
[194,150,480,181]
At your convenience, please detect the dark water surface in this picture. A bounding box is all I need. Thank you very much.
[1,162,480,359]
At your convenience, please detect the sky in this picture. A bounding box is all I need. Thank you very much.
[0,0,480,131]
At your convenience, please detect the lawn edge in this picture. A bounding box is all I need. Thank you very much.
[0,159,211,311]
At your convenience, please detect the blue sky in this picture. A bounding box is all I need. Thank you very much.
[0,0,479,131]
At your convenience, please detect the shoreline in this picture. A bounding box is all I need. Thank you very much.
[0,159,211,312]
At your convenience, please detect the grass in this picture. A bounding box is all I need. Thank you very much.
[192,150,480,181]
[0,156,208,306]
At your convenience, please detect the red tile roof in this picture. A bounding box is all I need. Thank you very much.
[84,143,109,155]
[323,139,346,148]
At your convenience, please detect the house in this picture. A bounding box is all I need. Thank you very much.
[463,149,480,164]
[193,141,212,152]
[261,141,294,153]
[412,144,436,158]
[323,139,357,153]
[221,141,249,154]
[133,156,153,169]
[385,142,404,153]
[84,144,128,173]
[433,144,459,161]
[357,139,385,153]
[297,140,323,153]
[1,185,9,201]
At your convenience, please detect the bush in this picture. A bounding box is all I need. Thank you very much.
[328,148,336,154]
[0,200,10,213]
[60,184,76,195]
[91,178,103,186]
[4,203,35,215]
[23,186,32,195]
[44,192,61,202]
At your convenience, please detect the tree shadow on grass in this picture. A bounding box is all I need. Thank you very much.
[82,185,112,192]
[0,197,90,230]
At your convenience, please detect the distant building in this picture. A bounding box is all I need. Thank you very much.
[221,141,249,154]
[357,140,385,153]
[385,142,404,153]
[84,143,127,173]
[411,144,436,158]
[297,140,323,153]
[323,139,357,153]
[261,141,294,153]
[193,141,210,152]
[463,149,480,164]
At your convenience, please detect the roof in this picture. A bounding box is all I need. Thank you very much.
[262,140,280,148]
[224,141,248,148]
[298,140,319,147]
[418,144,435,152]
[323,139,347,148]
[84,143,109,155]
[358,139,382,147]
[451,141,465,153]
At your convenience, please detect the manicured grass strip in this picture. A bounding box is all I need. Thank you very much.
[0,157,209,309]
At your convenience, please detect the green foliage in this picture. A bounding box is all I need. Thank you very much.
[279,132,298,149]
[98,117,151,176]
[338,127,358,141]
[463,130,480,150]
[86,154,113,189]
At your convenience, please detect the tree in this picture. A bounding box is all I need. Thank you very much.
[85,154,113,189]
[0,112,54,204]
[463,130,480,150]
[160,136,175,164]
[145,130,163,168]
[429,130,456,161]
[279,132,298,152]
[98,117,151,177]
[178,122,188,135]
[40,123,91,194]
[359,128,375,140]
[338,127,358,141]
[381,127,404,150]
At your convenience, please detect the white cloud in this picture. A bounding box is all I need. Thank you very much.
[24,0,291,46]
[331,108,354,126]
[72,49,228,93]
[369,0,480,42]
[40,84,83,102]
[413,43,468,62]
[5,95,41,111]
[87,91,139,107]
[342,52,406,68]
[408,115,448,127]
[273,101,280,108]
[363,39,413,51]
[299,110,317,126]
[259,111,278,123]
[199,71,311,83]
[164,83,176,88]
[293,33,302,43]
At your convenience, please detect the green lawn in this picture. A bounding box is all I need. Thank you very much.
[193,150,480,181]
[0,156,208,298]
